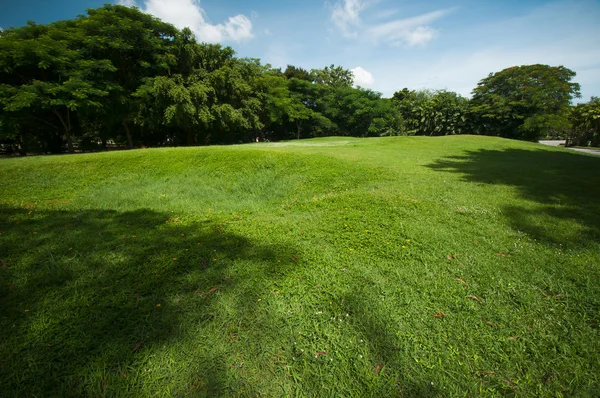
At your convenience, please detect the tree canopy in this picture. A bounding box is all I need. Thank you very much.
[470,64,581,141]
[0,5,594,155]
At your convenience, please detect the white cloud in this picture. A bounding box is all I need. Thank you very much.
[330,0,366,38]
[117,0,253,43]
[329,1,451,47]
[351,66,374,86]
[367,2,600,101]
[366,9,451,47]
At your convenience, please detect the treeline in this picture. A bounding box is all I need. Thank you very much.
[0,5,597,154]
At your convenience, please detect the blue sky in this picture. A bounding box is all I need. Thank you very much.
[2,0,599,100]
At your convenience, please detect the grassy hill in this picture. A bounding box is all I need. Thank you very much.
[1,136,599,396]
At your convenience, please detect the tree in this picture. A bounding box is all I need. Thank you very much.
[392,89,468,136]
[470,64,581,141]
[75,5,179,148]
[567,97,600,147]
[0,21,116,153]
[283,65,311,81]
[310,64,353,88]
[322,87,403,137]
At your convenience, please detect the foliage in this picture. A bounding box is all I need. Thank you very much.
[0,6,589,153]
[470,64,581,141]
[392,89,468,136]
[567,97,600,147]
[310,64,354,88]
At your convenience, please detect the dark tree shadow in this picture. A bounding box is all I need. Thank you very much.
[426,148,600,246]
[0,206,295,396]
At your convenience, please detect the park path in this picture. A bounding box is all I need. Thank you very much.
[538,140,600,156]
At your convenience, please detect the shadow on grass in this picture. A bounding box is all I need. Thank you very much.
[426,148,600,245]
[0,206,294,396]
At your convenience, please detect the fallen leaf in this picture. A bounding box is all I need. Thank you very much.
[8,285,16,290]
[1,260,6,269]
[496,253,505,257]
[208,287,217,294]
[132,341,143,353]
[454,277,467,286]
[508,336,518,341]
[554,293,565,299]
[482,317,499,327]
[433,312,447,318]
[543,374,556,384]
[447,254,456,260]
[474,241,479,245]
[481,372,496,376]
[315,351,327,357]
[374,363,383,376]
[467,295,483,304]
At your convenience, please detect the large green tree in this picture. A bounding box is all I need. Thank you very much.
[470,64,581,141]
[0,21,115,153]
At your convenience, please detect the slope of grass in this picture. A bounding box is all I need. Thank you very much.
[1,136,599,396]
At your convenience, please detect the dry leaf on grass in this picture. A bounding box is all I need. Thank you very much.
[433,312,447,318]
[374,363,383,375]
[467,295,483,304]
[454,278,467,286]
[482,317,499,327]
[132,341,143,353]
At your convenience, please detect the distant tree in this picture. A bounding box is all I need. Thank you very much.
[310,64,354,88]
[392,89,467,136]
[567,97,600,147]
[322,87,403,137]
[470,64,581,141]
[283,65,311,81]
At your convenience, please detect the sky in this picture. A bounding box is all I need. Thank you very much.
[1,0,600,100]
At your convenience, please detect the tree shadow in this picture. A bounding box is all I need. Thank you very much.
[0,206,295,396]
[426,147,600,246]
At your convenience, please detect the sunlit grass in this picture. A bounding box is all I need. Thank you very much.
[1,136,599,396]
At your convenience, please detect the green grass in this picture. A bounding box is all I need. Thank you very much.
[1,136,599,396]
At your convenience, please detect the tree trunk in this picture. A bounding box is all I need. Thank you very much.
[296,120,302,140]
[53,109,73,153]
[186,129,196,146]
[123,121,134,149]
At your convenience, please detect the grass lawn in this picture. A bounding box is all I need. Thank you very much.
[1,136,599,396]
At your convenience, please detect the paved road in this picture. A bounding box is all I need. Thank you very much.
[538,140,600,156]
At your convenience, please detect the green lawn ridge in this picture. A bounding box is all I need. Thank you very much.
[1,135,599,396]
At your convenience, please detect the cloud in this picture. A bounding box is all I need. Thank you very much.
[366,2,600,101]
[329,1,451,47]
[330,0,366,38]
[351,66,374,86]
[366,9,452,47]
[117,0,253,43]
